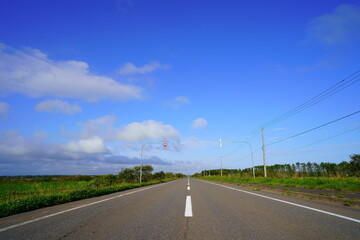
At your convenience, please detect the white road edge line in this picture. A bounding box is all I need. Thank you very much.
[187,186,190,190]
[201,180,360,224]
[185,195,193,217]
[0,181,175,233]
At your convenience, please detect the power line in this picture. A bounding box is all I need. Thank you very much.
[262,71,360,128]
[238,111,360,161]
[247,69,360,139]
[233,124,360,164]
[266,110,360,147]
[230,69,360,162]
[268,126,360,159]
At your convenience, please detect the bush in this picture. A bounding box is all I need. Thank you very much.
[153,171,165,180]
[90,174,119,187]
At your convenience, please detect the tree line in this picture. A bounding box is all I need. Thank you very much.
[117,165,185,183]
[0,165,186,185]
[196,154,360,178]
[91,165,185,187]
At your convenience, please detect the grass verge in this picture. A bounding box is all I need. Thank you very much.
[200,176,360,192]
[0,180,172,218]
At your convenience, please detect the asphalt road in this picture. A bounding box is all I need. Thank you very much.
[0,178,359,240]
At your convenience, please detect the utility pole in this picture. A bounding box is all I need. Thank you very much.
[209,159,211,176]
[221,155,223,177]
[219,139,223,177]
[261,128,267,177]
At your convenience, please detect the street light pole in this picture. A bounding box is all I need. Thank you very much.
[219,139,223,177]
[249,143,255,179]
[140,143,145,184]
[222,140,255,178]
[209,159,211,176]
[261,128,267,178]
[140,141,163,183]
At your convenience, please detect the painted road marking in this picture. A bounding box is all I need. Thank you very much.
[0,181,176,233]
[187,186,190,190]
[202,180,360,224]
[185,196,193,217]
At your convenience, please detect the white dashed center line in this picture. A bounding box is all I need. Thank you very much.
[185,195,193,217]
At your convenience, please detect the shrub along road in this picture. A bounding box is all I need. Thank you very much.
[0,179,359,239]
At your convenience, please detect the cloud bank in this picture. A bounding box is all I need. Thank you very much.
[64,137,107,154]
[77,116,179,142]
[306,4,360,44]
[0,44,143,101]
[167,96,190,109]
[117,61,170,75]
[35,100,82,114]
[0,102,9,117]
[0,131,175,175]
[192,118,208,129]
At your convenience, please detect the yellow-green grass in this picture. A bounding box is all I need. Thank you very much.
[201,176,360,192]
[0,180,171,218]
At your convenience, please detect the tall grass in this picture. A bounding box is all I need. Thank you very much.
[202,176,360,192]
[0,180,170,218]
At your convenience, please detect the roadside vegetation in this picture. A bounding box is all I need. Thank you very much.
[195,154,360,192]
[0,165,185,218]
[200,176,359,192]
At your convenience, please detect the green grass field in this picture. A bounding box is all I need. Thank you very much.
[201,176,360,192]
[0,179,170,218]
[0,181,90,202]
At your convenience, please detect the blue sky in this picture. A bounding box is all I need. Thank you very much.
[0,0,359,175]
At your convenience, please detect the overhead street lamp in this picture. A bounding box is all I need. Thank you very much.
[140,139,167,183]
[220,140,255,178]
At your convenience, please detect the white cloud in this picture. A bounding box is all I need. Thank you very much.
[106,155,172,165]
[80,115,117,140]
[0,131,178,175]
[117,120,179,142]
[167,96,190,109]
[0,131,28,156]
[117,61,170,75]
[0,102,9,117]
[306,4,360,44]
[178,136,217,151]
[0,44,143,101]
[75,116,179,143]
[64,137,106,154]
[0,131,83,161]
[192,118,208,129]
[35,99,82,114]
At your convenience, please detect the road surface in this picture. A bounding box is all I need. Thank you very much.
[0,178,359,239]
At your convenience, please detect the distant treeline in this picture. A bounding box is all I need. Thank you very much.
[0,175,95,181]
[0,165,186,183]
[196,154,360,178]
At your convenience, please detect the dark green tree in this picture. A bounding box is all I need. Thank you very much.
[134,165,154,182]
[153,171,166,180]
[349,154,360,177]
[118,168,136,183]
